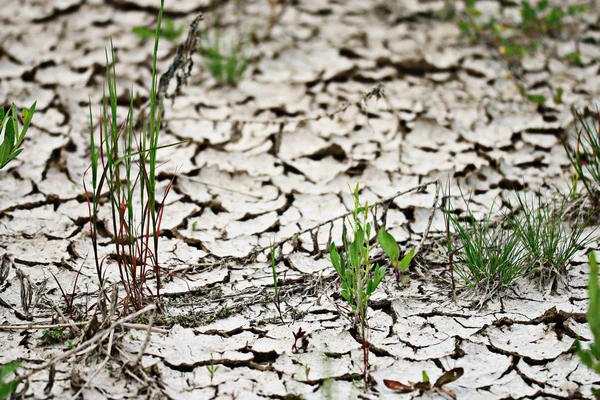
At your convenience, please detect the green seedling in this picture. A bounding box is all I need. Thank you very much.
[206,359,219,382]
[264,243,283,323]
[442,185,533,302]
[216,306,231,319]
[509,192,595,289]
[86,0,184,313]
[518,85,546,105]
[0,102,36,170]
[41,327,66,345]
[565,108,600,206]
[199,26,250,85]
[574,252,600,400]
[132,18,185,44]
[553,87,564,104]
[384,367,464,399]
[329,184,414,389]
[0,361,20,400]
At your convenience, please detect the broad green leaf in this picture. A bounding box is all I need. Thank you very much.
[0,117,16,168]
[378,227,399,263]
[397,248,415,272]
[329,243,343,275]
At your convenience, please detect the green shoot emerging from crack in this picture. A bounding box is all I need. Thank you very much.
[0,102,36,170]
[329,184,414,390]
[206,358,219,383]
[199,25,250,85]
[264,242,283,323]
[575,252,600,388]
[133,18,185,44]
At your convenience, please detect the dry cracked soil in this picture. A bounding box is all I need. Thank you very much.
[1,0,600,399]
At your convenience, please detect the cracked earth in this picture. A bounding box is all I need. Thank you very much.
[1,0,600,398]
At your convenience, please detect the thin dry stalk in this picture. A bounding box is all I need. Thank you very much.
[18,304,157,382]
[248,179,440,260]
[70,329,115,400]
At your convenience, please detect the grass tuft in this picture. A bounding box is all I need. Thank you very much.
[509,192,595,289]
[199,25,250,85]
[566,108,600,205]
[442,185,532,301]
[86,0,184,313]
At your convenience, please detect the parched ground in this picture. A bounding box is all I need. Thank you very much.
[1,0,600,398]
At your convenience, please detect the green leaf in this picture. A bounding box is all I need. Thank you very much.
[378,227,399,264]
[15,101,36,150]
[397,248,415,272]
[132,26,155,40]
[0,116,16,169]
[329,243,344,276]
[422,370,430,384]
[0,361,20,399]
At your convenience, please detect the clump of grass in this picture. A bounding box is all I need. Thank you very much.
[86,0,183,313]
[574,252,600,392]
[509,192,595,289]
[132,18,185,44]
[442,186,532,302]
[329,184,414,390]
[0,102,36,170]
[198,25,250,85]
[566,109,600,206]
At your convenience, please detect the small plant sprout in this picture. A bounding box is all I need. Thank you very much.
[264,242,283,323]
[0,361,20,399]
[206,358,219,383]
[442,186,532,303]
[132,18,185,44]
[574,252,600,385]
[378,228,415,284]
[329,184,414,390]
[199,25,250,85]
[0,102,36,170]
[508,192,595,289]
[565,108,600,206]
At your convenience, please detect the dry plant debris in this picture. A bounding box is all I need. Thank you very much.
[0,0,599,398]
